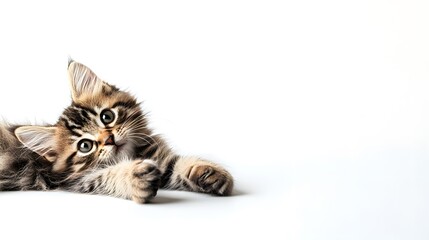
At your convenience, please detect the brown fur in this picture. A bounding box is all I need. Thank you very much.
[0,60,233,203]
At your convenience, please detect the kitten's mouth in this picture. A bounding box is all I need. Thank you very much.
[113,139,127,153]
[114,144,125,153]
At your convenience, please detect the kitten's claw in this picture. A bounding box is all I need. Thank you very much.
[130,159,161,203]
[188,164,233,196]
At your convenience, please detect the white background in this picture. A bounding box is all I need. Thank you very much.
[0,1,428,239]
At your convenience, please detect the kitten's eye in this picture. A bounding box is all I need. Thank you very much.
[101,109,115,125]
[78,139,94,153]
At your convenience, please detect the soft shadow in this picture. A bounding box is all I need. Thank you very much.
[231,188,248,197]
[209,188,249,198]
[151,196,186,204]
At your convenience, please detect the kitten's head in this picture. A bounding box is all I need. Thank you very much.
[15,60,151,173]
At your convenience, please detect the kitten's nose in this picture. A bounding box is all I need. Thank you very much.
[105,134,115,145]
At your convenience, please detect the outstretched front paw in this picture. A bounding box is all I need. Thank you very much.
[188,164,233,196]
[131,160,161,203]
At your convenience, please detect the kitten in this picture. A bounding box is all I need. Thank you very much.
[0,60,233,203]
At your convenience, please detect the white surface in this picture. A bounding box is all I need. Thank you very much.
[0,1,428,239]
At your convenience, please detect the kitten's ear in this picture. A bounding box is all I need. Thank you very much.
[15,126,58,162]
[68,59,104,101]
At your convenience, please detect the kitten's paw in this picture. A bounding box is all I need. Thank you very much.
[130,159,161,203]
[188,164,234,196]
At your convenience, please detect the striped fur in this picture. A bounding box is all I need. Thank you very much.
[0,60,233,203]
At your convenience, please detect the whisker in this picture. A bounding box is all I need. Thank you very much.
[122,124,155,140]
[126,134,152,145]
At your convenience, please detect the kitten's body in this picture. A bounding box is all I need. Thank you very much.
[0,60,233,203]
[0,123,54,191]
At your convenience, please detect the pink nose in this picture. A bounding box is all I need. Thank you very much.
[105,134,115,145]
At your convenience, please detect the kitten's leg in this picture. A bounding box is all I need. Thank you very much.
[160,156,234,196]
[140,136,234,195]
[72,160,161,203]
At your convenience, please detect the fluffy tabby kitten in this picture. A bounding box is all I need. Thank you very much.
[0,60,233,203]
